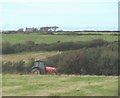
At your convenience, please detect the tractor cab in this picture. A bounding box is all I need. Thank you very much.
[31,60,46,74]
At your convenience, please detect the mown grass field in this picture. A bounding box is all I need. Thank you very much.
[1,33,118,44]
[2,75,118,96]
[2,51,61,62]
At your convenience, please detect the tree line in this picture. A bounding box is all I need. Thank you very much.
[2,26,59,34]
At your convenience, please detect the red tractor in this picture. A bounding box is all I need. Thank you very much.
[31,60,57,75]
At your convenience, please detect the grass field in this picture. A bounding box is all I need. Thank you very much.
[2,75,118,96]
[2,51,61,62]
[1,33,118,44]
[1,32,119,96]
[57,32,119,35]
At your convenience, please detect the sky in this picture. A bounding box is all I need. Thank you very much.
[0,0,119,31]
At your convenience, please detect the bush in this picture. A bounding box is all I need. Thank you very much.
[2,42,15,54]
[2,39,108,54]
[55,51,88,74]
[2,40,118,75]
[46,43,118,75]
[2,59,34,74]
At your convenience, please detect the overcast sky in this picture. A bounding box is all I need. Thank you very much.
[0,0,118,31]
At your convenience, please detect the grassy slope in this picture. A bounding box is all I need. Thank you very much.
[2,75,118,96]
[2,33,118,44]
[2,51,61,62]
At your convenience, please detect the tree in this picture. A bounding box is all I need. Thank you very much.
[52,26,59,32]
[17,28,24,32]
[40,26,59,32]
[40,27,51,32]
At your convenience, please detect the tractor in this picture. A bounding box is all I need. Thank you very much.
[31,60,57,75]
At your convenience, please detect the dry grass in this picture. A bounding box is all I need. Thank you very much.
[2,51,61,62]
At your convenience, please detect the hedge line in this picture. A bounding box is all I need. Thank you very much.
[2,41,119,75]
[46,42,119,75]
[2,59,33,74]
[2,39,108,54]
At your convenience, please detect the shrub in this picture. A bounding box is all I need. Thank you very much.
[2,39,108,54]
[2,42,15,54]
[46,43,118,75]
[2,61,26,74]
[2,40,118,75]
[56,50,88,74]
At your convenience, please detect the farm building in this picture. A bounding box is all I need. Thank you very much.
[25,27,34,32]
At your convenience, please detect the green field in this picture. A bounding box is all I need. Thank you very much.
[1,32,119,96]
[1,33,118,44]
[57,31,118,35]
[2,75,118,96]
[2,51,61,62]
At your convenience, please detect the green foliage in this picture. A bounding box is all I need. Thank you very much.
[2,42,14,54]
[2,59,34,74]
[2,39,108,54]
[2,40,119,75]
[56,51,87,74]
[25,58,35,72]
[46,42,119,75]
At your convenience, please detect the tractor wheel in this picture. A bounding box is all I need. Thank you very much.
[49,71,57,75]
[31,68,40,75]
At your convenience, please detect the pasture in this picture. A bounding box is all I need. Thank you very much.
[2,33,118,44]
[2,51,61,62]
[1,32,119,96]
[2,75,118,96]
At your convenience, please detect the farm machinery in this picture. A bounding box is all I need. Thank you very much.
[31,60,57,75]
